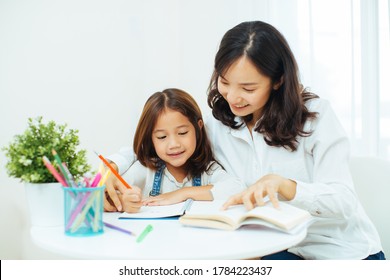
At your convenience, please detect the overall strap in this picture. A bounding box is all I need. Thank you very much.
[192,175,202,186]
[149,165,165,197]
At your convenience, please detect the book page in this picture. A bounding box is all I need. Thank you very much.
[243,201,311,230]
[183,200,311,232]
[119,201,188,219]
[184,200,252,225]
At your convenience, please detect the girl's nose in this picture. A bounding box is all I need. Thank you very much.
[168,136,181,148]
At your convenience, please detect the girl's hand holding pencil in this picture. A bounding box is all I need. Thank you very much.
[103,172,143,213]
[102,164,126,212]
[119,186,143,213]
[94,151,137,212]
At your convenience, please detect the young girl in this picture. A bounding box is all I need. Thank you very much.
[107,21,384,260]
[105,88,245,213]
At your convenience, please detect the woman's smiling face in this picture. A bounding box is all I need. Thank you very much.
[217,55,273,124]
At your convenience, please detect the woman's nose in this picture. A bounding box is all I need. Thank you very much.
[226,88,241,103]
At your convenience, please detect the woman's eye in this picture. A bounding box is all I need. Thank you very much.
[218,77,228,85]
[243,88,255,93]
[220,80,228,85]
[156,136,166,140]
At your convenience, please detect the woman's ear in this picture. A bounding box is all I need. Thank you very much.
[197,119,204,129]
[273,76,284,90]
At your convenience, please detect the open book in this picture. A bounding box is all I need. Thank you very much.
[119,200,193,219]
[179,200,312,233]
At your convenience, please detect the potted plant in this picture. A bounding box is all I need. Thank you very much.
[2,116,91,227]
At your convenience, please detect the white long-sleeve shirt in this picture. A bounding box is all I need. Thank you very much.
[110,98,382,259]
[205,98,382,259]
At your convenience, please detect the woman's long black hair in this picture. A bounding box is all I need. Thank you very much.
[208,21,318,151]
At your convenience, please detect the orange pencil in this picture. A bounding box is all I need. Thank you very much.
[94,151,132,189]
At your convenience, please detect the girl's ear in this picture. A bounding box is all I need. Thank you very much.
[273,76,284,90]
[197,119,204,129]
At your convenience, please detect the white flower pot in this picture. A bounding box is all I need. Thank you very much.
[24,182,64,227]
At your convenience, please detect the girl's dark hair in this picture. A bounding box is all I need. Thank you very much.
[207,21,318,151]
[134,88,215,178]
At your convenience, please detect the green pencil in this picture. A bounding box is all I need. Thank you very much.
[52,149,73,187]
[136,224,153,243]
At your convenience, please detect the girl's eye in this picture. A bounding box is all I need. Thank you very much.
[178,131,188,136]
[156,135,166,140]
[243,88,255,93]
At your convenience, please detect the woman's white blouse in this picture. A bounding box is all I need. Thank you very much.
[110,98,382,259]
[205,98,382,259]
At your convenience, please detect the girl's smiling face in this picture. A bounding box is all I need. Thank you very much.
[152,108,198,176]
[217,56,274,126]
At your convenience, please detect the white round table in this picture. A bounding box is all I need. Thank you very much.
[30,212,307,259]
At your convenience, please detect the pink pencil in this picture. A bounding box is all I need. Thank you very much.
[42,156,67,186]
[90,173,102,188]
[65,191,92,230]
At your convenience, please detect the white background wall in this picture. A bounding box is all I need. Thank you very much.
[0,0,277,259]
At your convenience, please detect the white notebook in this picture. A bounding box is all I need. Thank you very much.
[119,199,193,219]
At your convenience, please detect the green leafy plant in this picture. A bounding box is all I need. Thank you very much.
[2,116,91,183]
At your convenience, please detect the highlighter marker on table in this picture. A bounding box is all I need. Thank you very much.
[136,224,153,243]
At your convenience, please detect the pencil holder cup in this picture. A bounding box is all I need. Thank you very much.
[63,185,105,237]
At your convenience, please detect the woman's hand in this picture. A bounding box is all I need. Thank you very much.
[222,174,297,210]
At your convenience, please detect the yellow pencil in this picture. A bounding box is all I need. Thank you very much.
[99,169,111,187]
[93,169,111,231]
[71,192,99,233]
